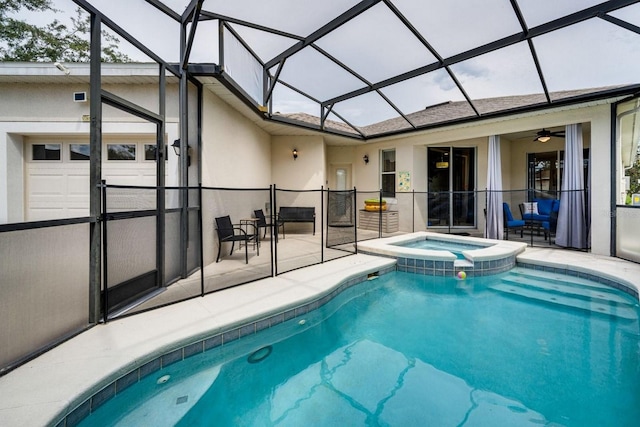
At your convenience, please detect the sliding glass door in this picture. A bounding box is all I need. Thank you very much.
[527,149,590,200]
[428,147,476,228]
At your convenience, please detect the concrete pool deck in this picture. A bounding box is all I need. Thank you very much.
[0,246,639,426]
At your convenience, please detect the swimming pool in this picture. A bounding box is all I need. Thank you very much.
[77,268,640,426]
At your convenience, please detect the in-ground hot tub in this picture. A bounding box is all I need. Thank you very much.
[358,231,527,277]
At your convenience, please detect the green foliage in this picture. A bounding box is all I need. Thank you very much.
[626,157,640,199]
[0,0,130,62]
[625,145,640,203]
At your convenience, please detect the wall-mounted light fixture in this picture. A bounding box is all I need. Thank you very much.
[172,139,191,167]
[363,154,369,164]
[292,148,298,160]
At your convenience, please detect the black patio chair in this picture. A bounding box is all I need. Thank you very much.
[215,215,258,264]
[254,209,283,240]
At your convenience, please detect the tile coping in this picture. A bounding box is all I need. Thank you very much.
[358,231,527,277]
[357,231,527,262]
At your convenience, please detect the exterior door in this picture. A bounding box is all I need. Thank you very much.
[427,147,476,228]
[329,164,351,190]
[330,165,351,216]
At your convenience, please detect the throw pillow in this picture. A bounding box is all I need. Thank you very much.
[523,202,539,215]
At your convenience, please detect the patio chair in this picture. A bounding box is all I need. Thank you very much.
[540,209,557,243]
[253,209,283,240]
[519,201,556,240]
[215,215,258,264]
[503,202,525,239]
[519,198,560,224]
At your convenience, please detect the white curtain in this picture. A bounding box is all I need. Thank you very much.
[556,124,588,248]
[485,135,503,239]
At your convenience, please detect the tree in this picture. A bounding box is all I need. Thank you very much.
[0,0,130,62]
[625,147,640,203]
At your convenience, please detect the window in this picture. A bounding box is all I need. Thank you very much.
[144,144,156,161]
[32,144,61,160]
[144,144,168,161]
[381,149,396,197]
[107,144,136,161]
[70,144,90,160]
[618,98,640,204]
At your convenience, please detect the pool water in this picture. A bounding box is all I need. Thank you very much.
[79,268,640,427]
[398,238,490,259]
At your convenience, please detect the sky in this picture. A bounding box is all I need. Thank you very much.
[24,0,640,128]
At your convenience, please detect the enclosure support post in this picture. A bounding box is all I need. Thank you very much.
[88,13,102,324]
[199,184,204,297]
[321,186,324,263]
[354,187,358,253]
[101,180,108,323]
[273,184,278,276]
[270,184,275,277]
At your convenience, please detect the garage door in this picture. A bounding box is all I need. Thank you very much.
[26,139,162,221]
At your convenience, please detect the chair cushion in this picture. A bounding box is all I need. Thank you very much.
[534,199,556,216]
[524,214,549,222]
[502,203,515,221]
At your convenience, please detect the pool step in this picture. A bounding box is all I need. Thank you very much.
[499,276,632,307]
[508,267,618,293]
[489,269,638,321]
[489,283,638,321]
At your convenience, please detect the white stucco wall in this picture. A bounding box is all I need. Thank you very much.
[270,135,325,233]
[198,89,273,265]
[271,135,325,189]
[200,89,271,188]
[0,82,179,121]
[589,105,613,256]
[3,133,24,223]
[352,145,378,192]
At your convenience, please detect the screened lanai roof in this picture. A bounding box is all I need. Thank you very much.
[75,0,640,139]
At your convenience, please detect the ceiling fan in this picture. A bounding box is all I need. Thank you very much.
[533,128,565,143]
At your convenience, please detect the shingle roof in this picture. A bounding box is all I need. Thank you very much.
[279,86,631,138]
[273,112,362,136]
